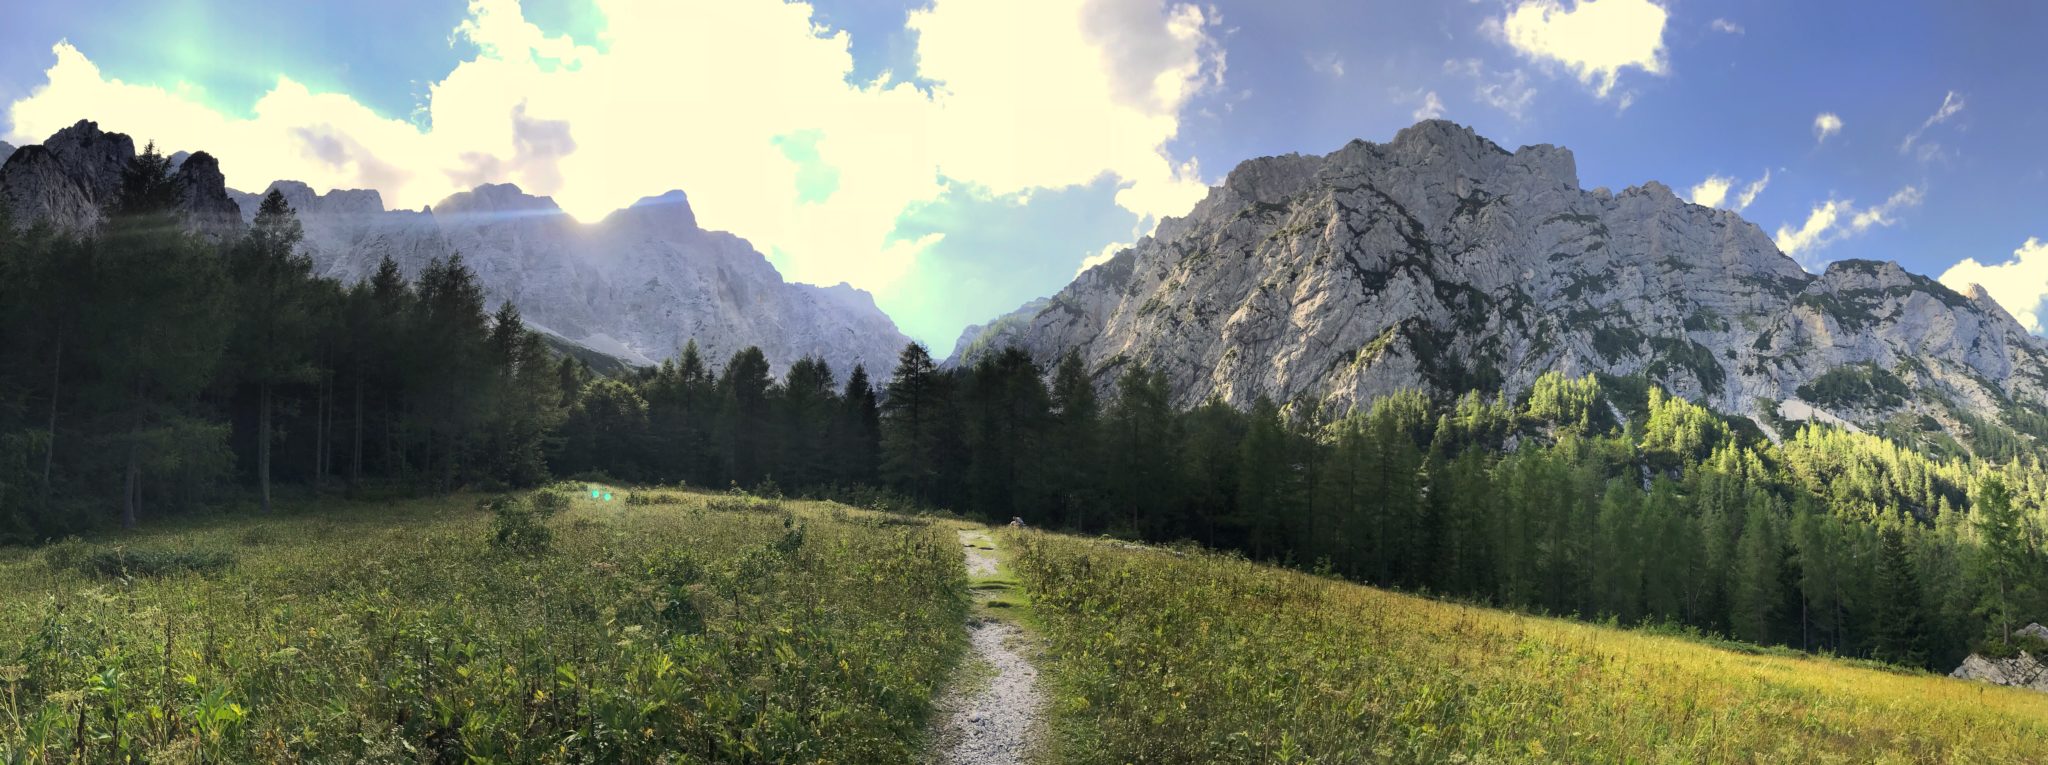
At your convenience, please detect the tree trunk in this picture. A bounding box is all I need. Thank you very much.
[350,376,364,491]
[311,377,325,494]
[123,375,142,529]
[42,340,60,503]
[259,382,273,514]
[122,441,140,529]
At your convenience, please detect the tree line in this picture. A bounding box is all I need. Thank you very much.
[1,146,2043,670]
[0,144,566,537]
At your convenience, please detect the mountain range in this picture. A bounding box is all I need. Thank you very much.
[0,120,908,379]
[9,117,2048,451]
[952,119,2048,448]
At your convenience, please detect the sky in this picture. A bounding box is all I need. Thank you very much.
[5,0,2048,347]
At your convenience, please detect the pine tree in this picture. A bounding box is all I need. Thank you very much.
[1594,479,1645,621]
[90,142,231,527]
[1871,525,1930,666]
[1971,476,2037,645]
[833,364,882,486]
[718,347,775,487]
[778,357,838,489]
[227,189,315,513]
[880,343,945,499]
[1106,364,1175,538]
[1728,497,1784,644]
[1236,398,1291,558]
[963,348,1051,520]
[1046,352,1101,530]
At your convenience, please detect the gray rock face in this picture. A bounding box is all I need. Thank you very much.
[3,120,910,379]
[1950,624,2048,693]
[0,120,245,243]
[227,182,907,377]
[0,119,133,233]
[955,119,2048,442]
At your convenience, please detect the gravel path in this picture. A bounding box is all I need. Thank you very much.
[934,530,1045,765]
[963,535,1000,578]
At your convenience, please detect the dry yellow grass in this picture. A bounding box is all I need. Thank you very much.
[1015,532,2048,764]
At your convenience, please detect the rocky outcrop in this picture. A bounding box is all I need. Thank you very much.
[225,182,908,377]
[0,120,244,243]
[1950,624,2048,693]
[954,120,2048,445]
[0,120,132,233]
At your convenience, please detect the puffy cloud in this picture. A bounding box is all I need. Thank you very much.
[1813,112,1842,144]
[1773,185,1923,265]
[1940,238,2048,332]
[4,0,1224,303]
[1709,18,1744,34]
[1687,175,1732,209]
[1687,168,1767,212]
[1900,90,1964,160]
[1499,0,1668,98]
[1412,90,1445,121]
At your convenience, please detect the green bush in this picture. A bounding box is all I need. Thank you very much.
[484,495,553,554]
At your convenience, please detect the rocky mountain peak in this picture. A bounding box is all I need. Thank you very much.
[952,120,2048,450]
[1,120,239,239]
[1,117,912,380]
[433,182,562,217]
[169,150,243,242]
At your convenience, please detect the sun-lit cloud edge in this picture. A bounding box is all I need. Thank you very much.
[1940,237,2048,333]
[4,0,1226,309]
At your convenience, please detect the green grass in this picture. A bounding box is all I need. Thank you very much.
[0,487,966,763]
[1013,533,2048,765]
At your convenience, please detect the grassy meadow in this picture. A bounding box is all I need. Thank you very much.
[1012,532,2048,765]
[0,487,965,763]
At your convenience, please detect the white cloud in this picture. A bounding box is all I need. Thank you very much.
[1688,176,1732,209]
[1732,169,1770,210]
[1900,90,1964,159]
[1412,90,1445,121]
[1499,0,1668,98]
[1445,58,1536,120]
[4,0,1224,297]
[1689,168,1768,212]
[1773,185,1923,264]
[1940,238,2048,332]
[1076,240,1127,275]
[1813,112,1842,144]
[1307,51,1345,78]
[1709,18,1744,34]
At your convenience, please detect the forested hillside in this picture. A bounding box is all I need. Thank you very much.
[1,146,2044,673]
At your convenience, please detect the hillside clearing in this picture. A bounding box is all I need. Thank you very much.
[1016,532,2048,764]
[0,488,965,763]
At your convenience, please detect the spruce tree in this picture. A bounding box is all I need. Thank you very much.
[880,343,945,499]
[227,189,315,512]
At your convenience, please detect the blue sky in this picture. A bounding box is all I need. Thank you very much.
[6,0,2048,346]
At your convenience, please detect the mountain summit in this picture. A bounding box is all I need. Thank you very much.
[954,119,2048,446]
[0,121,909,378]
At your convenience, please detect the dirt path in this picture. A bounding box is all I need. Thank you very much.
[933,529,1046,765]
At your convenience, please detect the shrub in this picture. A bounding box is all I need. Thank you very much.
[529,488,570,516]
[484,495,553,554]
[624,492,683,506]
